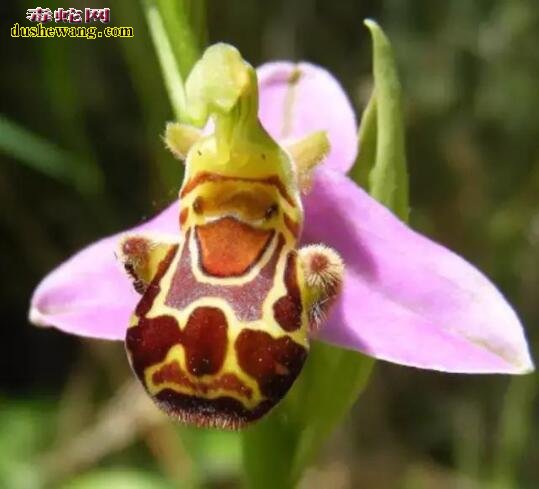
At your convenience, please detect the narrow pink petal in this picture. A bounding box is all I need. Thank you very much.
[29,203,179,340]
[257,62,358,173]
[303,169,534,374]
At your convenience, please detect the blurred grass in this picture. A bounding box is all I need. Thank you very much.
[0,115,102,197]
[2,0,538,488]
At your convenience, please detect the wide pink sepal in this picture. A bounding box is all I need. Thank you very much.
[29,204,178,340]
[302,168,534,374]
[257,61,358,173]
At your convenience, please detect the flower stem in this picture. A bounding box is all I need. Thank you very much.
[241,413,297,489]
[491,376,536,489]
[241,345,374,489]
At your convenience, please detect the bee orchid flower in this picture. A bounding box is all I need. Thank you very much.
[29,43,533,429]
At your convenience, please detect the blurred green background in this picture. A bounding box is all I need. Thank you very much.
[2,0,538,488]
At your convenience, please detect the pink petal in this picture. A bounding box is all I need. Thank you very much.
[257,62,358,173]
[303,169,534,374]
[29,204,179,340]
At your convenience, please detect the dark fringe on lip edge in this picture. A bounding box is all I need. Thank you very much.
[155,389,273,430]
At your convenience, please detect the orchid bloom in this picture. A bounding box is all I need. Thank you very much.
[29,43,533,429]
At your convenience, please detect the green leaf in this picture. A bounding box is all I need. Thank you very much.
[38,39,96,160]
[242,412,297,489]
[157,0,203,78]
[141,0,206,123]
[0,115,102,196]
[179,426,241,483]
[363,19,409,222]
[290,345,374,480]
[490,376,536,489]
[349,94,377,190]
[141,0,187,121]
[116,0,182,196]
[0,400,55,489]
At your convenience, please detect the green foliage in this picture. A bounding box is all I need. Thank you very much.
[179,426,242,483]
[351,94,377,189]
[362,19,409,222]
[0,115,102,197]
[60,470,176,489]
[142,1,188,122]
[156,0,205,79]
[491,376,537,489]
[0,401,54,489]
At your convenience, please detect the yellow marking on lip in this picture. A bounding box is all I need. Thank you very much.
[178,179,303,241]
[145,344,263,409]
[138,232,310,343]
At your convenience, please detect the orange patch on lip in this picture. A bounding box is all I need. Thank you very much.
[196,217,274,277]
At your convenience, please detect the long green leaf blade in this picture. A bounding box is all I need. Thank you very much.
[0,115,102,196]
[364,19,409,221]
[350,94,377,190]
[142,0,187,121]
